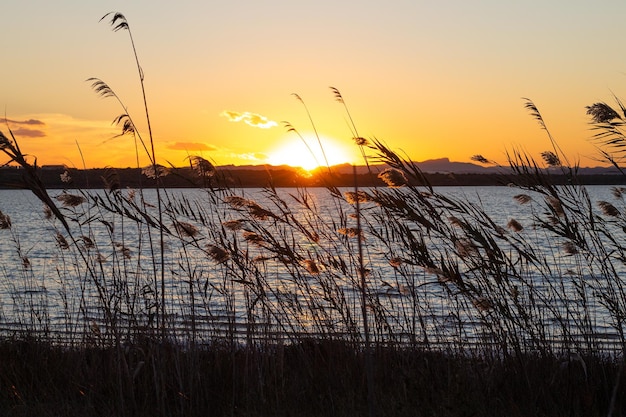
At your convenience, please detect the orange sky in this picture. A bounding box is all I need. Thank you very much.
[2,1,626,170]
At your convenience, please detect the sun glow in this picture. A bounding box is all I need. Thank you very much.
[267,135,357,171]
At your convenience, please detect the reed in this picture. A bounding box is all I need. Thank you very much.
[0,11,626,416]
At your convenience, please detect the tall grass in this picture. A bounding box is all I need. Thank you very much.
[0,11,625,416]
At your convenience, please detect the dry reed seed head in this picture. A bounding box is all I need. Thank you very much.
[101,169,121,192]
[60,170,72,183]
[90,321,101,337]
[0,210,11,229]
[541,151,561,167]
[242,230,266,246]
[513,194,533,204]
[471,154,490,164]
[21,256,30,269]
[424,266,445,277]
[56,233,69,250]
[381,280,409,295]
[353,137,369,146]
[101,220,114,234]
[189,155,216,177]
[330,86,344,102]
[344,190,373,204]
[222,219,244,231]
[454,238,478,258]
[253,255,274,263]
[494,225,507,236]
[472,297,493,312]
[611,187,626,199]
[224,195,250,209]
[337,227,365,240]
[0,131,10,148]
[436,274,454,284]
[301,259,320,274]
[424,267,457,284]
[546,196,565,216]
[206,244,230,263]
[246,202,276,220]
[562,241,579,255]
[378,168,408,187]
[507,218,523,232]
[278,255,293,264]
[141,164,169,179]
[303,228,320,243]
[112,114,136,137]
[598,201,620,217]
[126,188,137,200]
[546,215,560,226]
[114,242,132,258]
[80,235,95,249]
[43,205,52,220]
[586,102,621,123]
[56,192,86,207]
[389,257,403,268]
[448,216,465,228]
[397,285,410,295]
[173,221,200,238]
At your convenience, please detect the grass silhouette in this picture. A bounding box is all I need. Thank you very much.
[0,11,625,417]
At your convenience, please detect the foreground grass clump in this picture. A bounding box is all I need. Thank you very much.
[0,338,621,417]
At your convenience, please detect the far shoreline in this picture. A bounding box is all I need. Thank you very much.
[1,164,625,189]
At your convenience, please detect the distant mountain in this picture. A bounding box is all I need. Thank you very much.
[130,158,622,176]
[317,158,622,176]
[405,158,492,174]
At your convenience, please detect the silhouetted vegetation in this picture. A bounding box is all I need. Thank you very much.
[1,11,626,417]
[1,165,623,190]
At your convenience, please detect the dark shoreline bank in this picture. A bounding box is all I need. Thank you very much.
[1,165,624,189]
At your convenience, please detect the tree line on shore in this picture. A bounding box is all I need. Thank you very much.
[1,164,624,189]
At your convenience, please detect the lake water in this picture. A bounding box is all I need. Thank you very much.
[0,185,625,351]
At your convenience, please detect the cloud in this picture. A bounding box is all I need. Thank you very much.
[166,142,217,151]
[11,127,46,138]
[221,111,277,129]
[0,118,45,126]
[0,118,47,137]
[233,152,268,162]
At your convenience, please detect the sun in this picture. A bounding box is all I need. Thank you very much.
[267,134,357,171]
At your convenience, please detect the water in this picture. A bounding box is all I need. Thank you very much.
[0,185,625,351]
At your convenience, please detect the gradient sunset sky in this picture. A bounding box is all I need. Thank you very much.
[2,1,626,169]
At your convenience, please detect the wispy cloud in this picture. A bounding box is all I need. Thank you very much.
[221,111,277,129]
[0,118,47,137]
[0,118,45,126]
[166,142,218,151]
[233,152,268,162]
[11,127,46,138]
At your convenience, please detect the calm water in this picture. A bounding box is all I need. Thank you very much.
[0,185,624,349]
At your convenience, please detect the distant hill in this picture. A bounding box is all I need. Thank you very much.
[323,158,622,176]
[323,159,491,175]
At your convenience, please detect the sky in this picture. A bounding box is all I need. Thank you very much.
[2,1,626,170]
